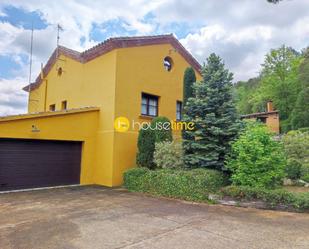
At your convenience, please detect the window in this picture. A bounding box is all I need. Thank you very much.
[49,104,56,111]
[61,100,67,110]
[257,117,267,124]
[176,101,182,121]
[141,93,158,117]
[163,56,173,71]
[57,67,63,76]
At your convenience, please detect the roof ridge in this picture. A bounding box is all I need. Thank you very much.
[23,34,201,92]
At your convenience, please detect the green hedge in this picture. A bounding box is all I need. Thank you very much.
[124,168,229,202]
[221,185,309,212]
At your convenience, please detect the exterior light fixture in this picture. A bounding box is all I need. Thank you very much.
[31,125,40,133]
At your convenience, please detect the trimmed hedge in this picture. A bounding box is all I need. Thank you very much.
[221,185,309,212]
[124,168,228,202]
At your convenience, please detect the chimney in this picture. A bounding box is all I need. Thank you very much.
[267,101,273,112]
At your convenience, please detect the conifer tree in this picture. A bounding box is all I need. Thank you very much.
[183,67,196,105]
[182,67,196,142]
[183,53,240,170]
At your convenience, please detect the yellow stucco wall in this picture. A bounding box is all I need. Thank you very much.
[15,42,202,187]
[112,44,202,185]
[28,51,118,186]
[0,109,99,184]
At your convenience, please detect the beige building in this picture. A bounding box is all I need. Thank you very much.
[241,101,280,133]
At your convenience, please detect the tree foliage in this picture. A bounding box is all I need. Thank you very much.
[291,88,309,129]
[291,51,309,130]
[234,77,261,114]
[267,0,282,3]
[234,45,304,133]
[283,130,309,181]
[183,53,240,170]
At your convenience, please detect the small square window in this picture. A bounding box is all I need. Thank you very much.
[49,104,56,111]
[61,100,67,110]
[141,93,158,117]
[176,101,182,121]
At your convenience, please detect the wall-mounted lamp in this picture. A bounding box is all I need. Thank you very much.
[31,125,40,133]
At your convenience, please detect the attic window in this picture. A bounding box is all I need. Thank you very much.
[49,104,56,111]
[61,100,67,110]
[57,67,63,76]
[163,56,173,71]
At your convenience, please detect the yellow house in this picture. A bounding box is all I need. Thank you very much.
[0,34,201,191]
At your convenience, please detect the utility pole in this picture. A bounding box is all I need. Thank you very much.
[27,23,34,104]
[56,24,63,59]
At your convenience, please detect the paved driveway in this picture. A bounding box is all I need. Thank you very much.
[0,186,308,249]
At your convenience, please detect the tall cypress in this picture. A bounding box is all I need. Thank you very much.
[183,53,240,170]
[183,67,196,105]
[182,67,196,145]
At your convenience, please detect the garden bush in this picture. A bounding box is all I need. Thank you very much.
[150,116,173,143]
[283,130,309,181]
[136,117,173,169]
[153,141,184,169]
[285,159,302,180]
[136,125,155,169]
[226,121,286,188]
[124,168,229,202]
[221,185,309,212]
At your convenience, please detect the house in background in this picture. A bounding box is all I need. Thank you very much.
[0,34,202,191]
[241,101,280,133]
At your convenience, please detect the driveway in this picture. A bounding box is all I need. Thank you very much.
[0,186,308,249]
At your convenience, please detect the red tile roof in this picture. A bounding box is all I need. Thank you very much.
[23,34,202,92]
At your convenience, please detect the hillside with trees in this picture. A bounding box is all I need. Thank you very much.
[234,46,309,132]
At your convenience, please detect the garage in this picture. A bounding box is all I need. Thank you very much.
[0,138,82,191]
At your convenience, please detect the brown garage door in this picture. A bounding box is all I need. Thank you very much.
[0,138,82,191]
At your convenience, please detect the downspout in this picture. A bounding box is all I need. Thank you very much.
[44,79,48,111]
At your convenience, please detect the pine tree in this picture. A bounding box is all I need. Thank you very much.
[183,53,240,170]
[183,67,196,105]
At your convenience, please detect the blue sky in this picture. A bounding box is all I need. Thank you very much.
[1,0,309,115]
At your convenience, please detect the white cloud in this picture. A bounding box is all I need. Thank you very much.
[180,24,275,80]
[0,77,27,116]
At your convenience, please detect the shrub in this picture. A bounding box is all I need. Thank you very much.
[153,141,184,169]
[226,121,286,188]
[124,168,229,202]
[221,185,309,212]
[150,116,173,143]
[298,127,309,133]
[136,125,155,169]
[285,159,302,180]
[283,130,309,180]
[300,164,309,182]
